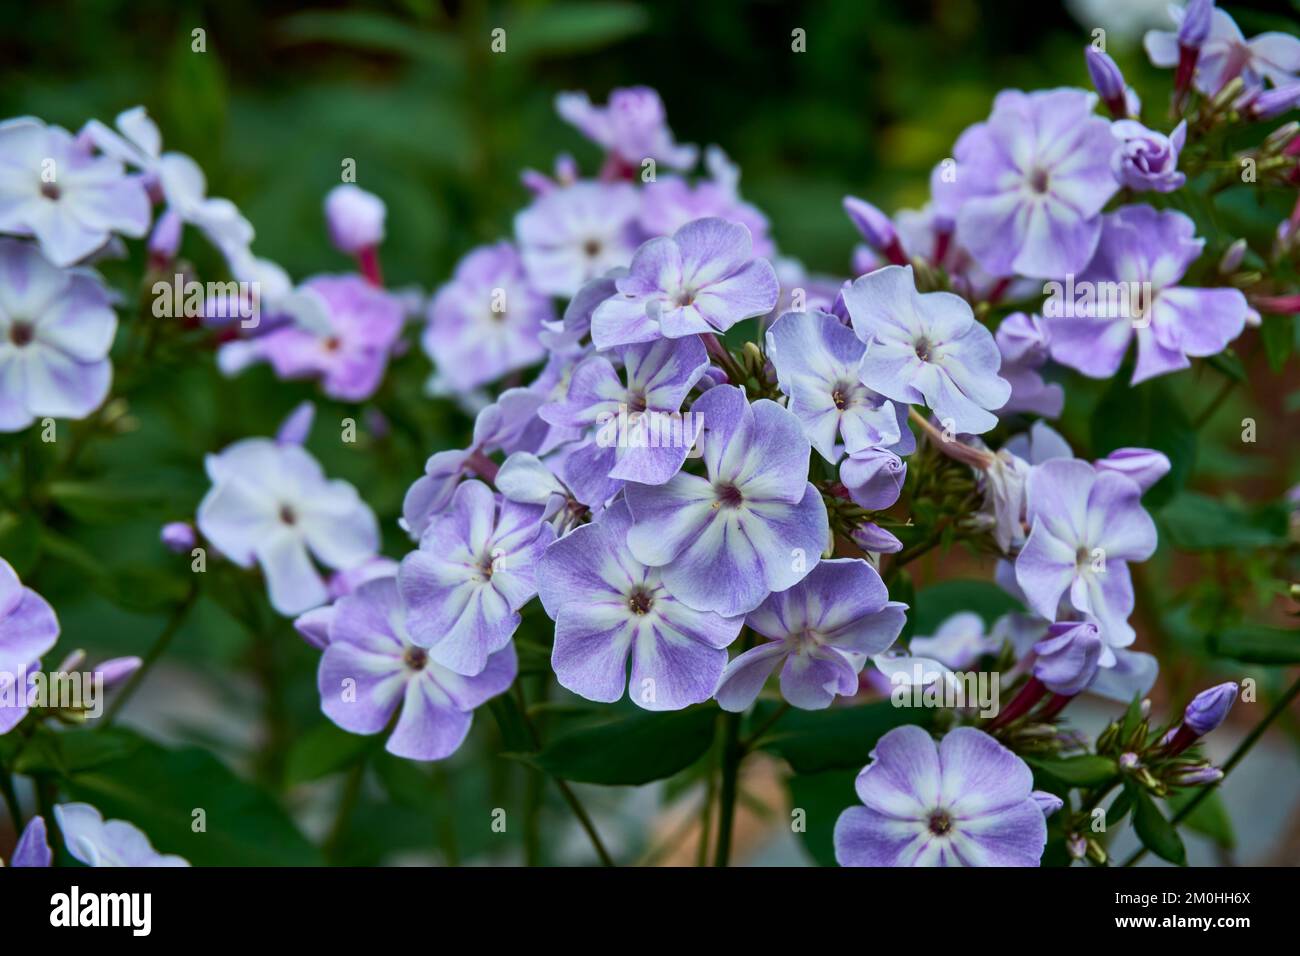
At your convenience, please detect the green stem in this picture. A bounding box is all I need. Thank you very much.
[741,701,790,750]
[0,765,23,831]
[324,756,366,864]
[712,709,743,867]
[102,581,199,726]
[1192,375,1237,429]
[1122,672,1300,866]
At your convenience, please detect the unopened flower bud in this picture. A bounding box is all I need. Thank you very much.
[843,196,906,265]
[1032,621,1103,695]
[1085,48,1129,118]
[1218,238,1247,274]
[324,184,386,255]
[1247,83,1300,121]
[1171,765,1224,786]
[160,521,196,553]
[1177,0,1213,50]
[1184,681,1238,735]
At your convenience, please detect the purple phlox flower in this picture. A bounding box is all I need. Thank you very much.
[0,238,116,432]
[324,184,385,255]
[845,265,1011,435]
[714,558,905,712]
[995,311,1063,418]
[197,437,380,616]
[423,242,551,392]
[1031,791,1064,817]
[538,499,743,709]
[1045,206,1249,384]
[327,555,400,602]
[1094,447,1170,493]
[540,336,710,502]
[911,611,1002,670]
[894,202,1018,299]
[623,384,829,617]
[55,803,188,867]
[316,577,515,760]
[851,521,903,555]
[160,521,197,554]
[7,815,51,867]
[1003,419,1073,465]
[1145,4,1300,94]
[519,153,581,197]
[497,450,597,534]
[1032,620,1104,695]
[840,447,907,511]
[539,270,621,353]
[770,258,846,319]
[0,557,60,735]
[1112,120,1186,193]
[398,480,553,675]
[944,89,1118,279]
[1015,458,1157,649]
[556,86,697,172]
[1184,680,1238,735]
[82,107,253,265]
[514,180,641,297]
[590,217,778,348]
[1086,647,1159,702]
[401,387,549,539]
[1085,47,1138,118]
[233,275,403,401]
[844,196,907,265]
[833,725,1047,867]
[0,117,150,267]
[640,146,773,257]
[766,310,911,462]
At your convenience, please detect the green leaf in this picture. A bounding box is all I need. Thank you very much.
[911,579,1022,637]
[1167,788,1235,849]
[755,701,930,774]
[57,728,321,866]
[1260,314,1294,372]
[285,722,371,785]
[1206,350,1246,382]
[1091,376,1195,508]
[14,727,144,776]
[507,3,649,58]
[0,510,41,577]
[277,11,463,66]
[1026,755,1119,787]
[521,706,716,785]
[1211,622,1300,664]
[1160,493,1289,551]
[786,769,857,867]
[1128,781,1187,864]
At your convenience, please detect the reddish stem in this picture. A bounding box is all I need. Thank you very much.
[357,246,384,287]
[987,677,1047,731]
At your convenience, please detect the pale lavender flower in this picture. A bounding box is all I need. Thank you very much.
[398,480,553,675]
[324,184,385,255]
[1145,5,1300,94]
[833,726,1047,867]
[197,437,380,615]
[7,816,51,867]
[844,265,1010,435]
[1046,206,1249,384]
[242,275,403,401]
[1015,459,1157,648]
[591,217,778,348]
[538,500,743,709]
[0,117,150,266]
[1094,448,1171,493]
[82,107,253,270]
[316,577,515,760]
[624,385,829,617]
[0,557,59,735]
[0,238,116,432]
[423,242,551,392]
[911,611,1001,670]
[401,387,549,538]
[994,312,1063,418]
[639,147,772,256]
[1032,620,1104,695]
[1111,120,1186,193]
[944,89,1118,278]
[55,804,189,867]
[555,87,697,171]
[978,448,1031,553]
[765,310,911,461]
[540,336,709,501]
[514,181,641,297]
[715,559,905,711]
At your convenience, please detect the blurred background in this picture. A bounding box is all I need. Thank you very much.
[2,0,1298,866]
